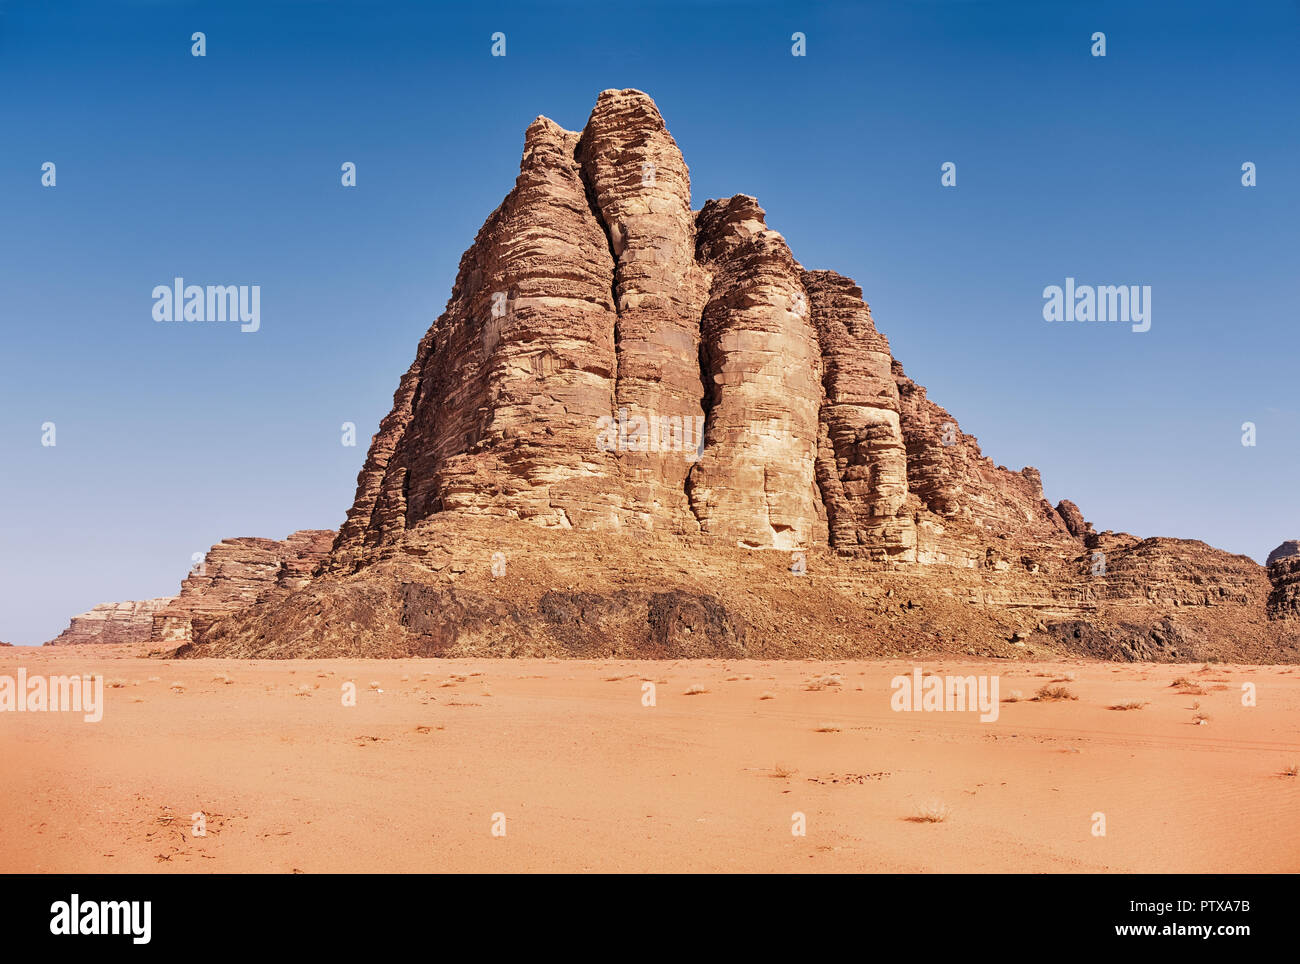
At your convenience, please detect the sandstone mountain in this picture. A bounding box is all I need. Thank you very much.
[45,598,173,647]
[155,89,1294,662]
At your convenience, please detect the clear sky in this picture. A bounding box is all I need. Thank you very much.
[2,0,1297,644]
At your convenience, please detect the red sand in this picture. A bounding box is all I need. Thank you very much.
[1,646,1297,872]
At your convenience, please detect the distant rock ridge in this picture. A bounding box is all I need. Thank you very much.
[146,90,1294,660]
[45,598,174,646]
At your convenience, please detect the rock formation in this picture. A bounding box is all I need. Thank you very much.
[46,598,173,646]
[160,90,1297,663]
[151,530,334,644]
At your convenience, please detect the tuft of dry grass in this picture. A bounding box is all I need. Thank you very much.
[107,679,127,689]
[683,685,709,696]
[1108,701,1147,711]
[1192,712,1211,724]
[1170,676,1193,688]
[1034,684,1077,702]
[1282,764,1298,778]
[908,800,952,823]
[814,722,841,733]
[770,763,797,779]
[1002,690,1024,703]
[758,692,775,700]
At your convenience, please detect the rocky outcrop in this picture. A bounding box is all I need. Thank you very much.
[46,598,173,646]
[688,196,824,549]
[161,90,1297,663]
[579,89,711,533]
[152,530,334,644]
[1268,553,1300,621]
[803,270,914,560]
[1267,541,1300,566]
[333,117,624,550]
[1055,499,1089,539]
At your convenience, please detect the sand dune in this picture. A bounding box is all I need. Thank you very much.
[1,645,1296,873]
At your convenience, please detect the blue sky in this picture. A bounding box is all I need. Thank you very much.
[2,0,1297,643]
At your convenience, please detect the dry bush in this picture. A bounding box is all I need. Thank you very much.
[1108,701,1147,711]
[684,685,709,696]
[908,801,952,823]
[1034,684,1077,702]
[814,722,842,733]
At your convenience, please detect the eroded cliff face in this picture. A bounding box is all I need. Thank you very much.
[152,530,334,644]
[161,90,1297,661]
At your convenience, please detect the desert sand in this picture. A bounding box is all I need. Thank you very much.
[1,645,1297,873]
